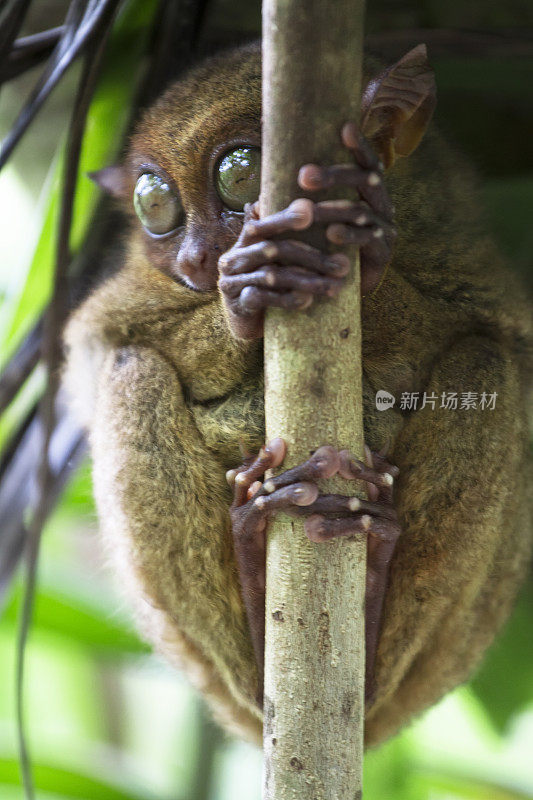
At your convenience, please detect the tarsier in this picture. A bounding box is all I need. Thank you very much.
[64,42,532,747]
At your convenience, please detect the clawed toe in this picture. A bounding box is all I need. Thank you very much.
[228,438,286,507]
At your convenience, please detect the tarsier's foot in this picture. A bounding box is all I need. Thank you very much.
[227,438,340,700]
[228,438,401,707]
[228,440,339,593]
[218,121,396,339]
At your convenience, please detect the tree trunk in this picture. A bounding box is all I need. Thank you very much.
[261,2,366,799]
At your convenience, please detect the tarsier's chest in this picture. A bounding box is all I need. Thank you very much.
[190,371,405,471]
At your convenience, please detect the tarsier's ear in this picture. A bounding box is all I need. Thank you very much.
[88,165,128,198]
[361,44,436,169]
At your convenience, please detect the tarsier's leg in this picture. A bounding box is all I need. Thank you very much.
[228,439,401,705]
[91,344,263,727]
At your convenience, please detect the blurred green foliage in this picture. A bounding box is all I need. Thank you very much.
[0,1,532,798]
[0,0,159,361]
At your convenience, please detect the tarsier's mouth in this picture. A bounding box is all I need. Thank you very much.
[170,269,213,293]
[172,270,220,300]
[175,272,204,292]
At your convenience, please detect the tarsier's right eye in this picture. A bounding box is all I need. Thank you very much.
[215,147,261,211]
[133,173,181,235]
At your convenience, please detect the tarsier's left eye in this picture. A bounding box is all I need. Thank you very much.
[215,147,261,211]
[133,172,181,235]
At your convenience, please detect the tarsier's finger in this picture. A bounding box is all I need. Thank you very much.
[237,199,313,246]
[307,199,395,290]
[341,121,383,172]
[229,438,286,506]
[299,163,393,220]
[341,122,395,220]
[316,205,396,298]
[326,224,395,294]
[219,239,350,277]
[355,171,394,220]
[326,224,385,247]
[235,286,313,315]
[312,199,382,227]
[259,445,341,496]
[219,268,343,300]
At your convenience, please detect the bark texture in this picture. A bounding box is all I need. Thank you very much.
[261,1,366,798]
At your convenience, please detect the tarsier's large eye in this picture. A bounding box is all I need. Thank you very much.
[215,147,261,211]
[133,173,181,235]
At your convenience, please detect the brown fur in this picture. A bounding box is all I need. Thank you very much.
[63,42,532,747]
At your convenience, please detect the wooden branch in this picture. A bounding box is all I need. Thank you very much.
[261,2,366,798]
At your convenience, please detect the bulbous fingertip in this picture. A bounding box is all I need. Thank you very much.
[304,514,326,543]
[312,445,340,478]
[287,198,313,229]
[297,164,322,191]
[341,121,359,149]
[265,437,286,464]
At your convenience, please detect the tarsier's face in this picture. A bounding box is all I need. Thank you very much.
[118,46,263,292]
[96,42,434,296]
[130,144,260,291]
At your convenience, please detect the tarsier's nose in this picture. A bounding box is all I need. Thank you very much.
[175,233,218,291]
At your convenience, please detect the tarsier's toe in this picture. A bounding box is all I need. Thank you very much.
[230,442,342,516]
[253,482,319,512]
[262,445,340,493]
[228,438,286,507]
[305,513,372,543]
[248,445,340,514]
[300,487,399,543]
[339,445,398,503]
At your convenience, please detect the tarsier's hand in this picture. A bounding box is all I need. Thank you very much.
[218,121,397,339]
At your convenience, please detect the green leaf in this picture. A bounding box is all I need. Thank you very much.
[470,578,533,732]
[0,0,159,365]
[0,757,160,800]
[1,582,149,657]
[413,769,533,800]
[363,734,415,800]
